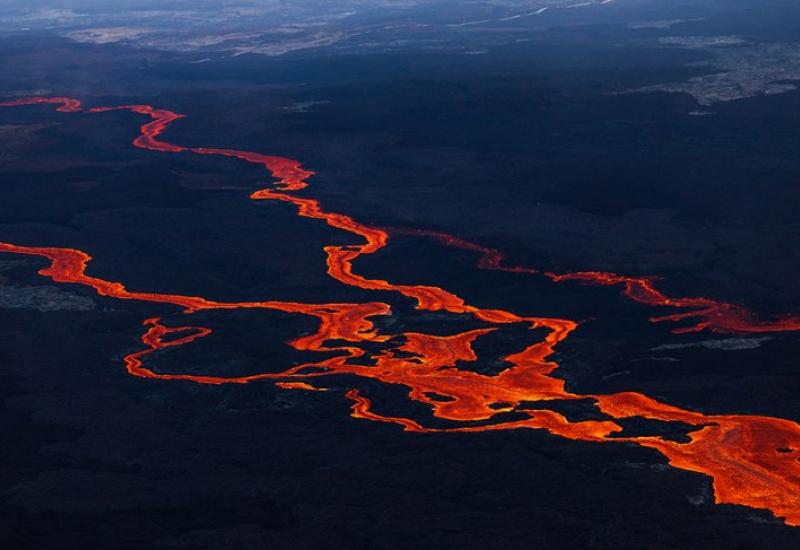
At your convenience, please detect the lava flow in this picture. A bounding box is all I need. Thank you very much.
[4,96,800,526]
[393,227,800,334]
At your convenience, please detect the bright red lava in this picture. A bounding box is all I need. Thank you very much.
[3,95,800,525]
[391,227,800,334]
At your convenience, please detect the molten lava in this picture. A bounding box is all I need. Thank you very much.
[3,96,800,526]
[395,227,800,334]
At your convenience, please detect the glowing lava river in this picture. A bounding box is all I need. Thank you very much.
[3,95,800,525]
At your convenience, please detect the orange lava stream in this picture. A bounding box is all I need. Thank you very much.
[276,381,328,392]
[3,96,800,525]
[394,227,800,334]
